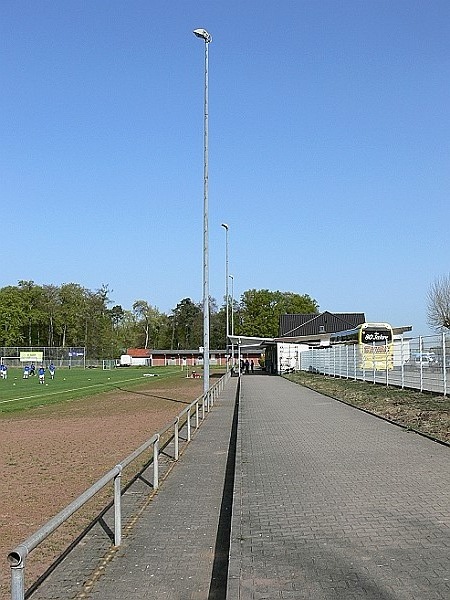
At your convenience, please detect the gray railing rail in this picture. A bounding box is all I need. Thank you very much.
[7,370,231,600]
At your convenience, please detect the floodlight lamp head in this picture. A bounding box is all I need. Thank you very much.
[221,223,229,230]
[193,28,212,43]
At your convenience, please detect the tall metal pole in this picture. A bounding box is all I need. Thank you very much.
[229,274,234,370]
[221,223,229,370]
[193,28,212,395]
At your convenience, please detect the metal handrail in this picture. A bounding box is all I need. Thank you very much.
[7,370,231,600]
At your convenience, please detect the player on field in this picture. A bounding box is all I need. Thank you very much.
[49,363,56,379]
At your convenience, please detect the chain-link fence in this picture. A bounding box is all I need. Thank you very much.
[298,333,449,395]
[0,347,86,368]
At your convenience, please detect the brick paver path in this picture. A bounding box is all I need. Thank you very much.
[228,375,450,599]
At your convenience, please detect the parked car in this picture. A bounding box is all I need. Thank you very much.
[405,352,438,370]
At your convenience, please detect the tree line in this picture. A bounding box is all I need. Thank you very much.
[0,281,319,358]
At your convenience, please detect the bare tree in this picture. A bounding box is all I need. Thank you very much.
[427,275,450,330]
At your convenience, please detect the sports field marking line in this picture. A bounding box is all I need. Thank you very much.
[0,376,150,405]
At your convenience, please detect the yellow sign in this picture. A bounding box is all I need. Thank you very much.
[20,352,43,362]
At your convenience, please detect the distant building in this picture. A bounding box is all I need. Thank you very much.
[278,311,366,344]
[124,348,230,367]
[264,311,367,374]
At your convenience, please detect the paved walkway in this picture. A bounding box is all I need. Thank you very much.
[228,376,450,599]
[28,375,449,600]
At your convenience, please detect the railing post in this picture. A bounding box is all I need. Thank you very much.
[174,418,179,460]
[187,408,191,442]
[114,466,122,546]
[10,558,25,600]
[153,435,159,490]
[195,400,199,429]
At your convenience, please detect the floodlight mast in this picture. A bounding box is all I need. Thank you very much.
[221,223,230,370]
[193,28,212,43]
[193,27,212,396]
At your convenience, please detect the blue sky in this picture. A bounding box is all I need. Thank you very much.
[1,1,449,336]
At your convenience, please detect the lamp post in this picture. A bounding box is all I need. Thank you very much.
[221,223,229,370]
[229,274,234,370]
[193,28,212,395]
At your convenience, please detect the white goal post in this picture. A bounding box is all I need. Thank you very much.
[1,356,20,367]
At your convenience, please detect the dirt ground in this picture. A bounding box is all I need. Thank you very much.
[0,377,203,599]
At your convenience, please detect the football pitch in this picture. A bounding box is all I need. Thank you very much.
[0,366,186,414]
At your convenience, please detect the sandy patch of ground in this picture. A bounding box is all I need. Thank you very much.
[0,378,203,598]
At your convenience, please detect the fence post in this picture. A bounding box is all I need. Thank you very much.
[195,400,199,429]
[419,336,424,392]
[443,332,447,397]
[386,340,389,387]
[346,345,349,379]
[114,466,122,546]
[401,335,405,389]
[153,435,159,490]
[372,342,376,384]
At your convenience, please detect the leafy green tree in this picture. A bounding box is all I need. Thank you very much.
[170,298,203,349]
[58,283,89,347]
[210,299,227,349]
[132,300,162,349]
[239,289,319,337]
[18,280,47,346]
[115,310,140,351]
[42,284,61,347]
[0,282,319,357]
[155,313,174,349]
[83,285,113,358]
[0,286,26,345]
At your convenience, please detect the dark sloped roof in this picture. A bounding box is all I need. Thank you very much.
[279,311,366,337]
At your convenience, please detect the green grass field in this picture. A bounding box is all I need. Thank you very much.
[0,366,189,415]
